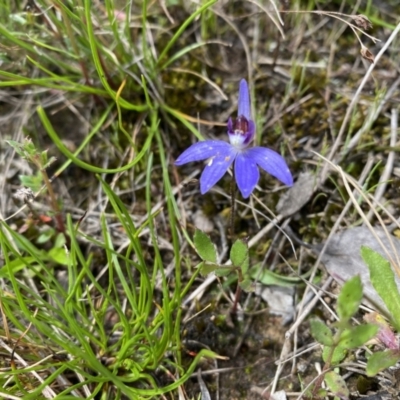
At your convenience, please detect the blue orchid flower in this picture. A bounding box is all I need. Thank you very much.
[175,79,293,198]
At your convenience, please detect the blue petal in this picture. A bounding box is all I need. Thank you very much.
[235,153,259,198]
[175,140,231,165]
[246,147,293,186]
[238,79,251,120]
[200,147,237,194]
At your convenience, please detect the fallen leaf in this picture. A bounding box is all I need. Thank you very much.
[193,210,214,233]
[256,284,295,324]
[277,172,316,217]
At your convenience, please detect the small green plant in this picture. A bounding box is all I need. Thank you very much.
[7,138,65,236]
[310,244,400,398]
[194,228,254,315]
[361,246,400,376]
[310,276,378,398]
[0,139,223,397]
[194,229,252,290]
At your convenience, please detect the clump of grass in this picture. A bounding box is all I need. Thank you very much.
[1,135,224,398]
[0,0,225,397]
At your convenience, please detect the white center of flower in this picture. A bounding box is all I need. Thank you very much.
[229,132,247,149]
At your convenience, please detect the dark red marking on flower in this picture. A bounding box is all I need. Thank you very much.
[234,116,249,135]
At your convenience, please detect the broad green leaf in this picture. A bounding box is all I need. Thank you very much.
[339,324,378,349]
[310,319,334,346]
[230,239,248,273]
[361,246,400,331]
[337,275,362,321]
[194,230,217,263]
[324,371,349,399]
[366,350,400,376]
[323,345,347,365]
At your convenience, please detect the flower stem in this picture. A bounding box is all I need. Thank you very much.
[231,270,242,315]
[230,171,236,242]
[229,171,241,314]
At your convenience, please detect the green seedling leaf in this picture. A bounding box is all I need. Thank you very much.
[42,155,57,169]
[339,324,378,349]
[239,278,254,292]
[315,388,328,398]
[361,246,400,331]
[230,239,249,273]
[324,371,349,399]
[310,319,334,346]
[198,262,219,276]
[7,139,36,158]
[54,233,66,248]
[25,140,37,155]
[20,172,43,193]
[49,247,69,265]
[337,275,362,321]
[39,150,49,166]
[7,140,26,158]
[323,345,347,365]
[36,228,55,244]
[10,138,37,157]
[194,230,217,263]
[249,265,311,288]
[215,267,233,277]
[366,350,400,376]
